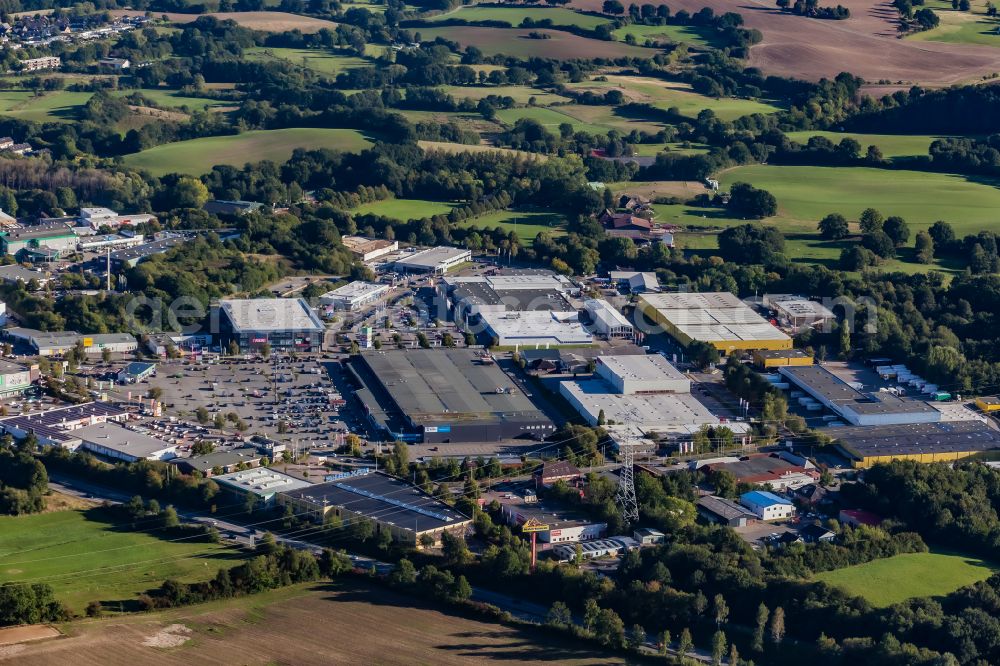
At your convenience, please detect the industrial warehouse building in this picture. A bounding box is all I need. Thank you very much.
[348,349,554,443]
[481,310,592,348]
[214,468,312,508]
[277,471,471,547]
[5,328,138,356]
[697,495,756,527]
[768,297,836,332]
[217,298,325,352]
[583,299,634,339]
[740,490,796,521]
[0,402,129,447]
[0,361,36,398]
[319,281,390,311]
[832,421,1000,469]
[752,349,814,369]
[394,246,471,274]
[73,422,178,462]
[638,292,791,353]
[778,365,940,426]
[341,236,398,263]
[560,353,748,445]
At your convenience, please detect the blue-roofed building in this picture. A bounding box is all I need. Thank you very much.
[117,361,156,384]
[739,490,796,521]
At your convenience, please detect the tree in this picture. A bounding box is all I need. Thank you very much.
[713,594,729,627]
[861,230,896,258]
[818,213,850,240]
[101,347,111,363]
[915,230,935,264]
[628,623,646,650]
[688,340,721,370]
[352,518,375,542]
[602,0,625,12]
[769,606,786,645]
[257,531,278,555]
[858,207,884,234]
[583,598,600,632]
[161,505,180,529]
[753,603,769,652]
[547,601,572,627]
[729,642,740,666]
[659,629,672,655]
[195,406,210,424]
[712,630,727,666]
[717,223,785,263]
[170,177,210,209]
[883,215,910,247]
[727,182,778,219]
[593,608,626,649]
[678,627,693,661]
[928,220,955,248]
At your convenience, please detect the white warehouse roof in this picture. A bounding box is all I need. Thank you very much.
[220,298,325,333]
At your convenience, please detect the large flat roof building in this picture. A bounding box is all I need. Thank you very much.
[278,471,471,547]
[342,236,398,262]
[217,298,325,352]
[832,421,1000,469]
[319,281,390,311]
[395,246,471,274]
[584,299,633,339]
[348,349,554,443]
[638,292,791,353]
[594,353,689,395]
[74,422,177,462]
[481,310,592,348]
[0,402,129,447]
[779,365,940,426]
[214,468,312,508]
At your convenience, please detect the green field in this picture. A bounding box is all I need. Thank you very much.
[564,76,781,121]
[411,26,655,60]
[353,198,457,220]
[246,47,374,77]
[0,90,93,122]
[495,104,664,136]
[441,85,571,105]
[123,128,373,176]
[612,22,719,48]
[718,164,1000,235]
[632,141,709,156]
[783,131,956,159]
[424,6,610,29]
[128,89,233,112]
[814,551,1000,607]
[908,0,1000,46]
[0,509,245,613]
[458,209,566,242]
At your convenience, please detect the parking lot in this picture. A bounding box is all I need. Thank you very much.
[108,355,353,448]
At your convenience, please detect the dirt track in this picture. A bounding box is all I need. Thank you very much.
[573,0,1000,84]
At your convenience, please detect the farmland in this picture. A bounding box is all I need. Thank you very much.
[814,551,999,607]
[612,22,719,47]
[563,75,782,121]
[410,26,656,59]
[440,85,571,105]
[0,509,245,614]
[122,128,373,176]
[458,209,567,242]
[782,131,953,159]
[245,47,374,77]
[717,164,1000,235]
[423,6,610,29]
[10,580,627,665]
[495,104,664,135]
[908,0,1000,46]
[418,140,547,161]
[111,9,340,33]
[0,90,93,123]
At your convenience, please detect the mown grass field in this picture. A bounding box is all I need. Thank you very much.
[246,47,373,76]
[612,22,719,47]
[814,551,999,607]
[458,209,567,242]
[783,130,956,159]
[440,84,571,105]
[908,0,1000,46]
[123,128,372,176]
[717,164,1000,235]
[0,509,245,614]
[0,90,93,122]
[353,198,457,220]
[564,75,781,121]
[424,5,610,29]
[12,580,627,665]
[495,104,664,135]
[411,25,656,59]
[126,89,232,112]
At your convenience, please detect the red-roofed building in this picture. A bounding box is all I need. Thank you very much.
[535,460,582,489]
[599,210,677,245]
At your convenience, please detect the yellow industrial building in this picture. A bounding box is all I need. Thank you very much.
[975,396,1000,413]
[752,349,814,369]
[638,292,792,354]
[833,421,1000,469]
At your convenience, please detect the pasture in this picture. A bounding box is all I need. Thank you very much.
[352,198,456,220]
[458,209,567,243]
[782,131,953,159]
[612,22,718,47]
[9,580,628,665]
[127,89,232,113]
[495,104,664,135]
[814,551,999,607]
[0,509,245,614]
[122,128,372,176]
[410,26,656,59]
[908,0,1000,46]
[418,140,547,161]
[563,75,781,121]
[423,6,610,29]
[245,47,373,76]
[0,90,93,122]
[717,164,1000,235]
[441,84,571,105]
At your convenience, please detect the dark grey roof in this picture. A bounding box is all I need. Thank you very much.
[781,365,937,417]
[697,495,755,521]
[0,402,127,442]
[280,471,469,532]
[834,421,1000,460]
[178,446,261,472]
